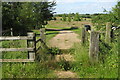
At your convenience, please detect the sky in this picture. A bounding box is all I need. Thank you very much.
[51,0,119,14]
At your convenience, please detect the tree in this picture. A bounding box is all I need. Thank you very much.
[68,13,71,22]
[91,1,120,31]
[92,1,120,25]
[2,2,56,35]
[2,2,24,35]
[109,1,120,25]
[73,13,81,21]
[62,14,67,21]
[19,3,35,30]
[33,2,56,28]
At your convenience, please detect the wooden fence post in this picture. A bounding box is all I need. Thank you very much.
[81,25,86,45]
[34,33,36,53]
[89,31,99,63]
[10,28,13,36]
[40,28,48,50]
[105,22,112,43]
[27,32,35,60]
[40,28,46,43]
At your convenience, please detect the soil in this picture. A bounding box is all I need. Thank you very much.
[55,71,78,78]
[48,30,80,49]
[55,54,75,62]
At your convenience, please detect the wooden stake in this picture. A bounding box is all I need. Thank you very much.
[105,22,112,43]
[89,31,99,63]
[10,28,13,36]
[27,32,35,60]
[40,28,48,50]
[81,25,86,45]
[40,28,46,43]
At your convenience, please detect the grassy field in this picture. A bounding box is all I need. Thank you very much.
[47,20,92,28]
[1,20,83,78]
[2,36,57,78]
[2,19,119,78]
[46,19,118,78]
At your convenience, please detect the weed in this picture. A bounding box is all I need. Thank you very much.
[48,47,61,55]
[58,58,72,71]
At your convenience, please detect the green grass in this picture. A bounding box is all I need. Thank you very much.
[71,42,118,78]
[2,31,57,78]
[2,62,56,78]
[2,26,60,78]
[69,28,119,78]
[33,29,59,42]
[2,25,80,78]
[2,40,27,59]
[34,20,118,78]
[46,24,70,29]
[46,31,59,42]
[2,20,119,78]
[71,28,81,37]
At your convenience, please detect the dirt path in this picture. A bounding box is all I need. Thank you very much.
[48,30,80,78]
[55,54,75,62]
[48,30,80,49]
[55,71,78,78]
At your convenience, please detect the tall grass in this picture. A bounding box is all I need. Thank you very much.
[70,28,118,78]
[2,62,56,78]
[2,40,27,59]
[2,31,57,78]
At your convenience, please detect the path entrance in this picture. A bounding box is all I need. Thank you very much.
[48,30,80,78]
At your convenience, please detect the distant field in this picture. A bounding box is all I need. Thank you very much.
[45,18,92,43]
[46,19,92,29]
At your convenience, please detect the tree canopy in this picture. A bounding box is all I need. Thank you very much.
[2,2,56,35]
[73,13,81,21]
[92,1,120,26]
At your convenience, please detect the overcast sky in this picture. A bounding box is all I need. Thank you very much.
[52,0,119,14]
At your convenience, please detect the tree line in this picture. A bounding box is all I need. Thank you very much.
[54,13,91,22]
[2,2,56,36]
[92,1,120,27]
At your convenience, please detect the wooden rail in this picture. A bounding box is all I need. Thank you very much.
[96,31,105,33]
[0,48,34,51]
[0,29,10,33]
[1,28,13,36]
[0,28,46,62]
[0,36,29,41]
[36,38,41,43]
[0,59,34,62]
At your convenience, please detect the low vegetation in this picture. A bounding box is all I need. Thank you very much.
[1,1,120,79]
[70,33,118,78]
